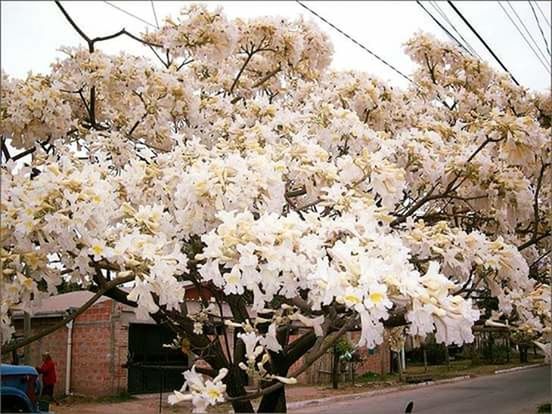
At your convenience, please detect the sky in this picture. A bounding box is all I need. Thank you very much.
[1,1,551,92]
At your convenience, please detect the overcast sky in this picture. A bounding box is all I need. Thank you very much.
[1,1,551,92]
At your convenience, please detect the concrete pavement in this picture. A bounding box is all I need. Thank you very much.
[291,365,551,414]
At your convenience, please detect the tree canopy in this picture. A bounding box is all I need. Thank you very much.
[1,3,550,412]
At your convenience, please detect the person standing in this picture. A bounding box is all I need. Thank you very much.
[36,352,57,402]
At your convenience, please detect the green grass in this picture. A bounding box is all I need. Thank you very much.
[60,391,136,405]
[94,391,136,403]
[537,402,551,413]
[402,354,544,381]
[357,371,398,382]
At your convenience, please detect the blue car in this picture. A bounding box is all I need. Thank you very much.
[0,364,42,413]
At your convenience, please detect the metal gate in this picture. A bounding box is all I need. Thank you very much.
[127,323,189,394]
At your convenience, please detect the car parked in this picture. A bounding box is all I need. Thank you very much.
[0,364,43,413]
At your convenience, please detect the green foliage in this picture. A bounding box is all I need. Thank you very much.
[481,343,510,364]
[538,403,551,413]
[357,371,396,382]
[335,337,354,361]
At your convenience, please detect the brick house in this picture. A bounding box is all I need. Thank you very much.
[7,290,390,397]
[9,291,187,397]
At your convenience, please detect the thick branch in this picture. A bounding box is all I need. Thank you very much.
[228,315,357,402]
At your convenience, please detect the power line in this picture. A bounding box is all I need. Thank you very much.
[498,1,550,73]
[102,1,157,28]
[506,1,550,65]
[529,0,551,56]
[295,1,414,84]
[431,1,481,58]
[534,0,551,27]
[417,1,473,56]
[150,0,160,29]
[446,1,520,85]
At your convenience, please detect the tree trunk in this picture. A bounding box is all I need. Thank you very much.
[332,345,339,389]
[227,368,255,413]
[519,344,529,363]
[257,385,287,413]
[422,346,428,373]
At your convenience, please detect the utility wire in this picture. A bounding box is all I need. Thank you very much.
[529,0,551,56]
[446,1,520,85]
[498,2,550,73]
[506,1,550,64]
[295,1,414,84]
[534,0,551,27]
[150,0,160,29]
[417,1,473,56]
[431,1,481,58]
[103,1,157,28]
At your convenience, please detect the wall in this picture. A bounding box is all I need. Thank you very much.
[12,318,69,397]
[10,299,132,397]
[70,299,114,396]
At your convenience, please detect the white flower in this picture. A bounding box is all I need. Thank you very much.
[193,322,204,335]
[169,366,227,413]
[260,323,283,352]
[289,313,325,337]
[127,279,159,320]
[237,331,264,366]
[364,283,392,310]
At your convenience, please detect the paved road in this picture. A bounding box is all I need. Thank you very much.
[292,366,551,414]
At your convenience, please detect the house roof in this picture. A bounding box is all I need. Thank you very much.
[34,291,111,313]
[12,291,111,319]
[13,288,242,323]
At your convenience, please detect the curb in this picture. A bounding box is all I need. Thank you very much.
[287,375,471,410]
[494,363,545,375]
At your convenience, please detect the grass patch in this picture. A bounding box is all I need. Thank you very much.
[538,402,551,413]
[60,391,136,405]
[357,371,398,382]
[402,355,544,381]
[94,391,136,403]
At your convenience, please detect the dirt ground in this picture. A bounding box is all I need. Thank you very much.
[51,382,390,414]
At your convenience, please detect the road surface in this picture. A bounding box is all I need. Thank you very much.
[292,365,551,414]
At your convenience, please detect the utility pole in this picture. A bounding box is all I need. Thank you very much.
[23,312,31,364]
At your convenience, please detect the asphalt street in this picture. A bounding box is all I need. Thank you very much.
[292,365,551,414]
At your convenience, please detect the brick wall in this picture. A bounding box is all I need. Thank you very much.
[10,299,132,398]
[12,318,69,397]
[71,300,114,396]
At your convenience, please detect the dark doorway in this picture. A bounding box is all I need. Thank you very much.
[127,323,189,394]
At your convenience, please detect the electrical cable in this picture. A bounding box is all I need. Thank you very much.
[102,1,157,28]
[528,0,551,56]
[506,1,550,63]
[417,0,473,56]
[431,1,481,58]
[447,1,520,85]
[498,1,550,73]
[534,0,551,27]
[295,1,414,84]
[150,0,160,29]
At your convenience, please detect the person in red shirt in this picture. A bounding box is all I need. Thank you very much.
[36,352,57,402]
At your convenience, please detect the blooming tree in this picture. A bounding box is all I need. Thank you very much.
[1,3,550,412]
